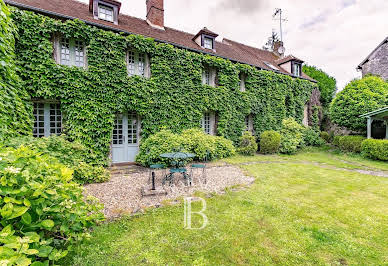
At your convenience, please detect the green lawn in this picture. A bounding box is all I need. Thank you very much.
[66,148,388,265]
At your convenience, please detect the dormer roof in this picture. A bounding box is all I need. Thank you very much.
[276,55,304,65]
[192,27,219,41]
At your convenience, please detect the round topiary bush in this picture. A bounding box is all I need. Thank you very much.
[330,76,388,132]
[0,146,104,265]
[260,130,281,154]
[237,131,258,156]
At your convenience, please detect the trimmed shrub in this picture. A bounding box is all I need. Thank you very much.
[136,129,185,166]
[320,131,330,143]
[181,128,216,160]
[260,130,281,154]
[136,129,235,166]
[0,146,104,265]
[213,136,236,159]
[361,139,388,161]
[338,135,366,153]
[304,128,325,147]
[237,131,258,156]
[279,118,305,154]
[333,135,342,147]
[5,135,110,184]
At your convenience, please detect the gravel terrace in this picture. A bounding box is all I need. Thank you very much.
[85,164,254,219]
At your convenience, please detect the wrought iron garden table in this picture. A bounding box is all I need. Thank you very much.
[160,152,195,186]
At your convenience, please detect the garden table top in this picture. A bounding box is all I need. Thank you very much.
[160,152,196,159]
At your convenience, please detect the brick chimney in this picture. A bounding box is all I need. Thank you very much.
[146,0,164,30]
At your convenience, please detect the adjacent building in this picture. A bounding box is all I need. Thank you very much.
[357,37,388,80]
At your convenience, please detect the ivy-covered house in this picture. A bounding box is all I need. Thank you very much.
[5,0,318,164]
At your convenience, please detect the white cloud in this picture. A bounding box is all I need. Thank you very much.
[78,0,388,90]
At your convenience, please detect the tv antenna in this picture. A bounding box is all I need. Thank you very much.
[273,8,287,42]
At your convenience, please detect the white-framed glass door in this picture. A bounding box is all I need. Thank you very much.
[112,112,140,163]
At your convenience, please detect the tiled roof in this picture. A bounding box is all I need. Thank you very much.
[5,0,315,82]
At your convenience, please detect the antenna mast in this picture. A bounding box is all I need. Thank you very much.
[273,8,287,42]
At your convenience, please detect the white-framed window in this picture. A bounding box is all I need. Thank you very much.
[57,37,86,68]
[239,73,246,92]
[33,102,62,138]
[292,63,302,77]
[202,67,216,87]
[98,4,114,22]
[203,37,213,49]
[126,50,149,77]
[200,112,216,135]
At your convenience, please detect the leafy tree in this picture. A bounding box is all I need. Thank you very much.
[302,65,336,108]
[330,76,388,132]
[262,31,280,51]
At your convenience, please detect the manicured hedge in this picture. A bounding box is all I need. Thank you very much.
[136,129,236,166]
[260,130,281,154]
[0,146,104,265]
[337,135,366,153]
[361,139,388,161]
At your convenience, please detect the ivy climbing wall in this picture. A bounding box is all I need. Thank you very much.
[0,1,32,142]
[10,7,316,164]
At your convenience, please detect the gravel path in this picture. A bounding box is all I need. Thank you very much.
[85,164,254,219]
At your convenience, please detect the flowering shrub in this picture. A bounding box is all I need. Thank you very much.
[0,146,104,265]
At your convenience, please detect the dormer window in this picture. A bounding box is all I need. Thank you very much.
[90,0,121,25]
[98,4,114,22]
[203,37,213,49]
[292,62,302,77]
[193,27,218,51]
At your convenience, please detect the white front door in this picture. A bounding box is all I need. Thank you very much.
[112,112,140,163]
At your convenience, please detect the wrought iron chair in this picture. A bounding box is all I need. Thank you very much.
[190,151,209,184]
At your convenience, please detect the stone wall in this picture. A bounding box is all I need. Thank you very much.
[361,41,388,80]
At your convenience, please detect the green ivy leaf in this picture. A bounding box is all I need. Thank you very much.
[21,212,32,225]
[41,219,55,229]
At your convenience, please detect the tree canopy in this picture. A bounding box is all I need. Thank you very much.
[330,76,388,132]
[303,65,337,108]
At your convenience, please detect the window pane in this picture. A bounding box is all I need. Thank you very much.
[60,38,71,66]
[75,40,84,67]
[113,114,124,145]
[204,69,210,85]
[204,37,213,49]
[99,4,114,22]
[33,103,45,138]
[128,113,138,144]
[128,51,135,76]
[203,112,211,134]
[49,103,62,136]
[138,53,145,77]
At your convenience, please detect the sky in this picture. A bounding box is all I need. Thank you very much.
[80,0,388,90]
